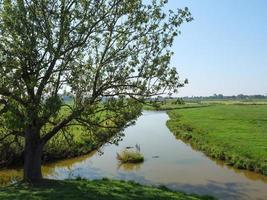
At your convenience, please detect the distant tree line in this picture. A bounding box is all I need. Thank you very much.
[182,94,267,100]
[146,94,267,102]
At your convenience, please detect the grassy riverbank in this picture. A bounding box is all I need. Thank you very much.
[0,122,125,168]
[167,104,267,175]
[0,179,214,200]
[0,101,142,168]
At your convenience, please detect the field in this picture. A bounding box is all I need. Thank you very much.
[166,104,267,175]
[143,101,209,111]
[0,179,214,200]
[144,98,267,111]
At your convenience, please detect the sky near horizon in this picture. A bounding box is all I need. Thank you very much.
[166,0,267,97]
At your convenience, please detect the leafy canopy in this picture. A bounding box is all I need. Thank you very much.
[0,0,192,147]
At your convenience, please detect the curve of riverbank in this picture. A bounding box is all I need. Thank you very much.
[166,105,267,176]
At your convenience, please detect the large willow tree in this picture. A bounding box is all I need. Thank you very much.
[0,0,192,182]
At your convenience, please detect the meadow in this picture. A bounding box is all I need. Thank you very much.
[166,103,267,175]
[143,101,209,111]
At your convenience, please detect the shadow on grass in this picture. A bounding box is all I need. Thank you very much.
[0,179,214,200]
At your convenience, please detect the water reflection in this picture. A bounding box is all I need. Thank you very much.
[117,162,143,171]
[166,181,253,200]
[0,169,22,186]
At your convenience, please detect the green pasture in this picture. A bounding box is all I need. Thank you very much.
[167,104,267,175]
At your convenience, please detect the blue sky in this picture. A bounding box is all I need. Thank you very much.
[166,0,267,97]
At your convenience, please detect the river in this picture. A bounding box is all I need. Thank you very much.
[1,111,267,200]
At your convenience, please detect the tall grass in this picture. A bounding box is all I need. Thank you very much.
[117,145,144,163]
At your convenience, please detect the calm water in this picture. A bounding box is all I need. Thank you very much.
[1,111,267,200]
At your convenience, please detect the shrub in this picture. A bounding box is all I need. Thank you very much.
[117,149,144,163]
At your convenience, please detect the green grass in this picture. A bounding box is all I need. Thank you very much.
[166,104,267,175]
[143,101,209,111]
[0,179,214,200]
[117,149,144,163]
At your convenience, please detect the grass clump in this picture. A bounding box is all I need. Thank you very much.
[0,179,215,200]
[117,145,144,163]
[117,150,144,163]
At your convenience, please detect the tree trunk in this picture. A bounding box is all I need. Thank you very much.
[23,128,43,182]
